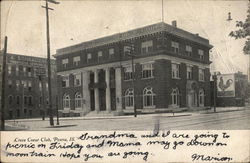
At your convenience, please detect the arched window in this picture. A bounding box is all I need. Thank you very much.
[75,92,82,108]
[143,87,155,108]
[63,94,70,109]
[171,88,180,106]
[125,88,134,108]
[199,89,205,106]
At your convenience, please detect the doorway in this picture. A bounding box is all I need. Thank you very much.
[187,90,197,107]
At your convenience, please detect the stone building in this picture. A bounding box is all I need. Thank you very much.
[55,21,213,117]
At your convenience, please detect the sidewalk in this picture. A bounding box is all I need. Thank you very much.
[6,111,192,123]
[4,121,29,130]
[6,106,248,122]
[197,106,248,114]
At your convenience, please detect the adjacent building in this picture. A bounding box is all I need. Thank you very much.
[211,72,250,107]
[0,52,57,119]
[55,21,213,117]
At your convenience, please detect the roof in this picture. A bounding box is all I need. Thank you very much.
[4,53,56,64]
[55,22,213,56]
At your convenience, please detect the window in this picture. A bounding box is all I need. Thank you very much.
[27,67,32,77]
[143,87,155,108]
[63,94,70,109]
[28,81,32,91]
[199,68,205,81]
[62,76,69,87]
[171,88,180,106]
[23,66,27,76]
[16,80,20,91]
[73,56,80,66]
[187,66,193,80]
[39,96,42,105]
[8,65,12,75]
[142,63,154,79]
[98,51,103,63]
[16,109,20,117]
[16,66,19,76]
[124,66,134,81]
[46,82,48,91]
[16,96,20,105]
[24,96,28,105]
[141,40,153,54]
[75,92,82,108]
[199,89,205,106]
[46,98,49,105]
[74,73,81,86]
[8,95,13,105]
[172,63,180,79]
[186,45,192,56]
[87,53,92,63]
[171,41,179,53]
[8,80,12,88]
[62,59,69,68]
[22,80,27,89]
[109,48,114,58]
[45,69,48,77]
[28,96,33,106]
[125,88,134,108]
[123,46,131,56]
[198,49,204,60]
[39,82,42,91]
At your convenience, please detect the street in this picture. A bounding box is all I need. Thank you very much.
[5,107,250,131]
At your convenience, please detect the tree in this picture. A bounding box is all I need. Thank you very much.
[229,1,250,54]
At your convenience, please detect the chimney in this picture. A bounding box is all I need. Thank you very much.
[172,20,177,27]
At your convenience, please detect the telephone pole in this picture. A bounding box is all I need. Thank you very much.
[212,73,218,113]
[127,42,137,117]
[1,36,8,130]
[42,0,60,126]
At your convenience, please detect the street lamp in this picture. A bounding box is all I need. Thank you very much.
[41,0,60,126]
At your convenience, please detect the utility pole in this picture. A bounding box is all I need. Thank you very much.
[127,42,137,117]
[56,95,59,125]
[1,36,8,130]
[42,0,59,126]
[212,73,217,113]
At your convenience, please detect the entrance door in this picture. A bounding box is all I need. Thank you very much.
[187,90,197,107]
[99,89,106,111]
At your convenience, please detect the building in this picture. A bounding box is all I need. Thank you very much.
[0,52,57,119]
[211,72,250,107]
[55,21,213,117]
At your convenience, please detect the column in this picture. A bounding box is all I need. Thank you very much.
[105,68,111,112]
[115,67,122,112]
[82,71,91,113]
[94,69,100,112]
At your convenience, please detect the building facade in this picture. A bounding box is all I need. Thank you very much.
[0,53,57,119]
[55,22,213,117]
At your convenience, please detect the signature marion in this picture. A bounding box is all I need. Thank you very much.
[191,153,233,162]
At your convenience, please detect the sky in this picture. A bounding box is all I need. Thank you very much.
[0,0,249,75]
